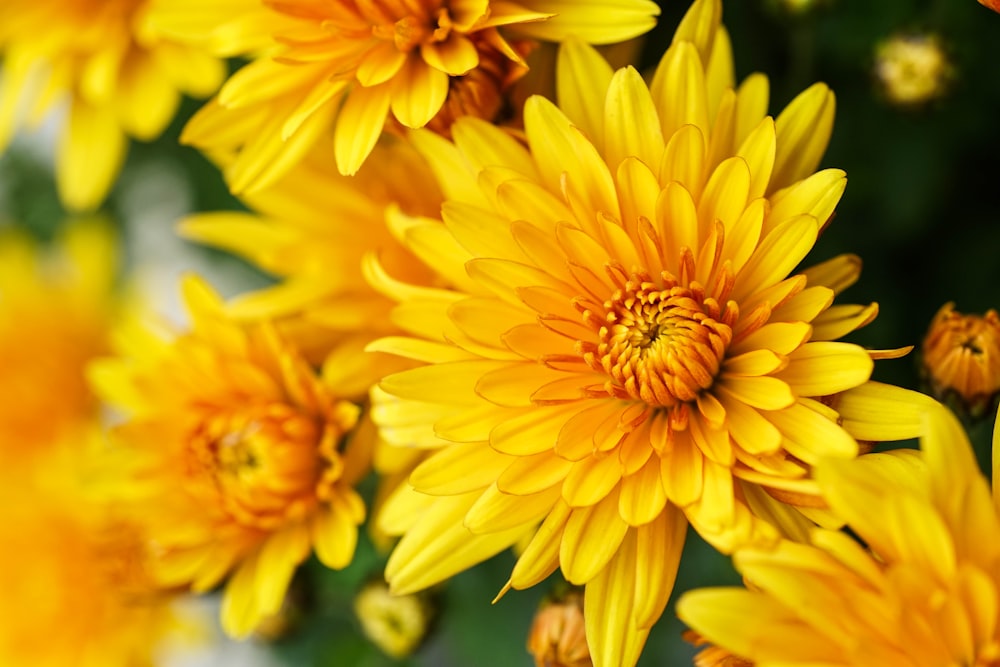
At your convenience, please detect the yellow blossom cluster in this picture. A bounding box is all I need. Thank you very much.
[2,1,1000,666]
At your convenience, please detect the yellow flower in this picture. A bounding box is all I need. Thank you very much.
[677,402,1000,666]
[178,137,443,388]
[874,33,951,107]
[0,430,186,667]
[0,0,225,210]
[367,1,931,664]
[0,218,118,455]
[89,275,370,638]
[145,0,660,190]
[921,302,1000,417]
[353,579,434,659]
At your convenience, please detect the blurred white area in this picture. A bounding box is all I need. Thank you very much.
[118,157,268,326]
[161,596,284,667]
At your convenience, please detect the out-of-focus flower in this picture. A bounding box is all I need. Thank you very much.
[527,590,592,667]
[368,0,932,665]
[353,579,434,659]
[0,0,225,210]
[0,430,187,667]
[145,0,660,189]
[979,0,1000,13]
[921,302,1000,417]
[874,33,952,107]
[89,276,370,638]
[0,218,118,454]
[178,137,442,385]
[678,402,1000,666]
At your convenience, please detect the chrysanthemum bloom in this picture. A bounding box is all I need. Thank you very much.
[683,631,753,667]
[0,219,118,454]
[368,1,930,664]
[874,33,951,107]
[178,137,442,382]
[0,0,225,210]
[677,402,1000,666]
[89,276,370,637]
[145,0,659,191]
[922,302,1000,417]
[0,432,186,667]
[527,590,592,667]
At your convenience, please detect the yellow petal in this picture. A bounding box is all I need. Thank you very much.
[464,483,560,533]
[334,82,392,175]
[604,65,663,170]
[771,83,836,193]
[583,529,649,667]
[560,492,628,584]
[556,38,613,146]
[390,56,449,128]
[56,100,127,211]
[421,34,479,75]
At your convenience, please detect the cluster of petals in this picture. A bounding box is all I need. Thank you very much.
[367,0,931,664]
[0,0,225,209]
[678,403,1000,666]
[144,0,660,191]
[91,276,370,636]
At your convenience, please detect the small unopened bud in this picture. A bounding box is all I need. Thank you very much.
[683,630,755,667]
[874,33,952,106]
[527,590,591,667]
[353,579,433,659]
[921,303,1000,417]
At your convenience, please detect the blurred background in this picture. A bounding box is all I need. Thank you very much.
[2,0,999,664]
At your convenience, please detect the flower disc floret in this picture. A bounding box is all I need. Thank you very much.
[585,272,737,408]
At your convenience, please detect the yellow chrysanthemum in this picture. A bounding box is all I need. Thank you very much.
[146,0,659,190]
[677,402,1000,666]
[89,276,370,638]
[0,0,226,211]
[178,137,442,383]
[367,1,931,664]
[0,218,118,455]
[0,430,186,667]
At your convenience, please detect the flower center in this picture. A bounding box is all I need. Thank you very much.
[584,275,736,408]
[423,37,533,136]
[192,402,342,529]
[368,3,454,52]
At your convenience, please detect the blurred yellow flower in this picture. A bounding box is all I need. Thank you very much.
[0,0,226,210]
[922,302,1000,416]
[178,137,442,388]
[90,276,370,638]
[874,33,951,107]
[146,0,660,190]
[354,579,433,659]
[0,219,117,455]
[0,430,186,667]
[678,403,1000,666]
[368,1,932,665]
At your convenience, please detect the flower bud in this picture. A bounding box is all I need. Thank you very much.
[527,590,591,667]
[921,302,1000,417]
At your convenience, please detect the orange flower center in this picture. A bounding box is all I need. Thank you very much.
[423,37,533,136]
[584,274,736,408]
[192,402,347,530]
